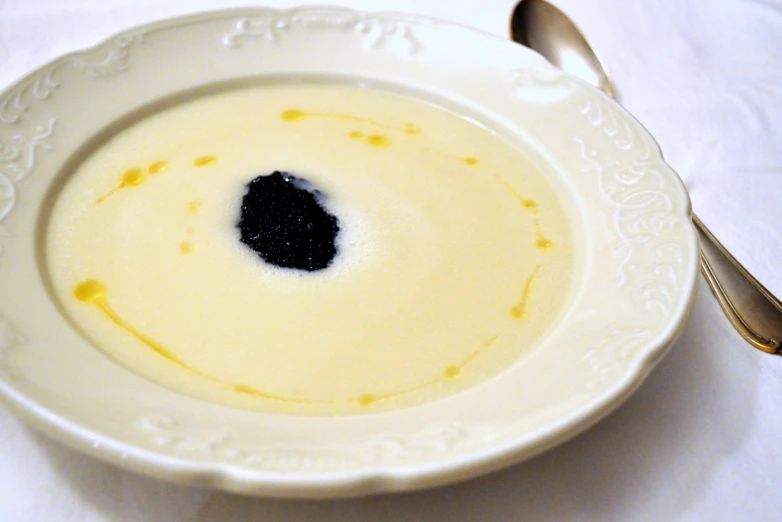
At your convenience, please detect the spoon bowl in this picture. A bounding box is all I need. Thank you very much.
[510,0,615,98]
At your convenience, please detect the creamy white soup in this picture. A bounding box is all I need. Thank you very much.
[46,84,574,415]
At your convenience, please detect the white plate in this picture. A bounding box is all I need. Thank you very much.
[0,7,698,498]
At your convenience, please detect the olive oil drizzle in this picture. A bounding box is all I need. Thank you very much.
[73,280,502,408]
[96,161,170,204]
[356,336,498,407]
[282,108,410,150]
[282,109,483,166]
[346,130,392,148]
[281,108,421,135]
[499,179,554,251]
[194,155,216,167]
[511,264,542,320]
[73,279,326,404]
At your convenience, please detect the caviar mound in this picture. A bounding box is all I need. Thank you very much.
[238,171,340,271]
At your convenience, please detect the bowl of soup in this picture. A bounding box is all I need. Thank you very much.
[0,7,698,497]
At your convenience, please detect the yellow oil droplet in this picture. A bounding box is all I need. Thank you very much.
[121,168,145,186]
[148,160,169,174]
[235,384,261,395]
[404,123,421,135]
[464,157,479,166]
[511,265,541,319]
[358,393,377,406]
[281,109,306,121]
[180,240,194,254]
[444,366,461,379]
[187,200,204,215]
[482,335,499,348]
[97,167,157,203]
[499,179,539,213]
[74,279,106,303]
[367,135,391,148]
[536,238,554,251]
[194,155,216,167]
[348,130,364,139]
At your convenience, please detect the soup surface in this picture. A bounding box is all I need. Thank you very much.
[46,83,575,414]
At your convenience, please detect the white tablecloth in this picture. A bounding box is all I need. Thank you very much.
[2,0,781,520]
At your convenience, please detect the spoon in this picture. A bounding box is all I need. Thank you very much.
[510,0,782,354]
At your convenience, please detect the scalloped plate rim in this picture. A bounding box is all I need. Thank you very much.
[0,5,699,498]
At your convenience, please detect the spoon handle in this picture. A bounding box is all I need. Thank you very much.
[693,213,782,353]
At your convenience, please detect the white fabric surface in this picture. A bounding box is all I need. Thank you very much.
[2,0,781,520]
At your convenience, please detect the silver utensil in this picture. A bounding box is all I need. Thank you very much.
[510,0,782,354]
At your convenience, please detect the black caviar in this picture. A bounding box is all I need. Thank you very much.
[237,171,339,271]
